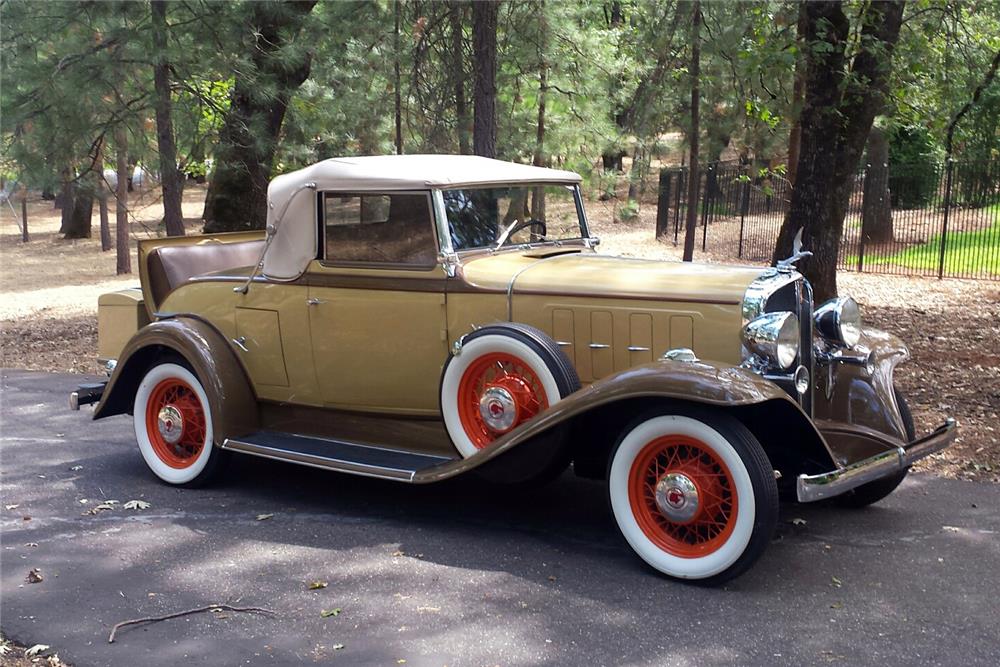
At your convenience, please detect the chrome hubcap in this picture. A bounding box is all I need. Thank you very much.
[654,473,700,523]
[479,386,517,432]
[157,405,184,444]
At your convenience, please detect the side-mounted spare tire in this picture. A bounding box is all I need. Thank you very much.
[439,323,581,484]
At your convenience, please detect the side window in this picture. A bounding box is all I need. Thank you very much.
[323,192,437,266]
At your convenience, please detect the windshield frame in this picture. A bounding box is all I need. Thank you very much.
[432,183,591,256]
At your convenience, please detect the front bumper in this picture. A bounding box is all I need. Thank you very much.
[797,418,957,502]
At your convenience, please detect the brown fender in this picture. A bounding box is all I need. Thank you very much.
[93,317,258,444]
[414,358,837,484]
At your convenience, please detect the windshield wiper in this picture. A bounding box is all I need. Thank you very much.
[493,218,523,251]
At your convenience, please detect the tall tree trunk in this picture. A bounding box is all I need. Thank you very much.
[472,0,498,159]
[531,1,547,222]
[202,0,317,232]
[785,2,808,188]
[601,1,625,173]
[772,1,904,302]
[63,176,94,239]
[681,0,701,262]
[115,126,131,275]
[451,2,470,154]
[861,126,892,243]
[151,0,185,237]
[393,0,403,155]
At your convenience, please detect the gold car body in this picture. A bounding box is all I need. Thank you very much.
[89,155,956,501]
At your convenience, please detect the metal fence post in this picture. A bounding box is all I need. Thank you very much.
[938,159,954,280]
[738,173,750,259]
[674,167,687,245]
[701,163,713,252]
[655,169,672,240]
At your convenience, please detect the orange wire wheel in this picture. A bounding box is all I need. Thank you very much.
[144,377,208,469]
[456,352,549,449]
[627,434,739,558]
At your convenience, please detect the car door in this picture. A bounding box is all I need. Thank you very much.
[306,191,449,416]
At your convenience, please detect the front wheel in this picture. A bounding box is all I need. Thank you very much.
[607,409,778,584]
[133,361,224,486]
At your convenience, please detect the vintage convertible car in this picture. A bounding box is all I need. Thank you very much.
[72,155,956,584]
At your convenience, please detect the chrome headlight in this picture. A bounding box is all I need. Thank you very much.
[743,312,800,370]
[814,296,862,348]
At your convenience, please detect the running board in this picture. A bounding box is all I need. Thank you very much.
[221,431,456,482]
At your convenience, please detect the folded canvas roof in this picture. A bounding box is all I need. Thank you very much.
[262,155,583,280]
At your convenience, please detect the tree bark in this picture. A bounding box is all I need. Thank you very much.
[681,0,701,262]
[451,2,470,154]
[202,0,318,232]
[99,193,111,250]
[472,0,498,159]
[771,0,904,302]
[21,195,29,243]
[115,125,131,275]
[785,2,808,188]
[63,171,94,239]
[861,127,892,243]
[151,0,185,237]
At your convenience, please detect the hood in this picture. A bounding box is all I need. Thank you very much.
[459,250,764,305]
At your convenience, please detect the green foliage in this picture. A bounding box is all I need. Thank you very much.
[886,125,940,208]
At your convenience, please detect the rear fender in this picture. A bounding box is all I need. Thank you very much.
[93,317,258,444]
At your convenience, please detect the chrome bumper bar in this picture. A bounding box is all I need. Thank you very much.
[797,418,957,503]
[69,382,106,410]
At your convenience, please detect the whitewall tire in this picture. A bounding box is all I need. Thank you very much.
[133,362,219,486]
[608,410,778,584]
[440,324,579,458]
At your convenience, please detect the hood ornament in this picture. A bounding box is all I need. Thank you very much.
[776,228,813,271]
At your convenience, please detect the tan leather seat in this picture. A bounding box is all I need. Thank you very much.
[147,240,264,308]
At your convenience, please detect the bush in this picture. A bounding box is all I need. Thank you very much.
[886,125,941,208]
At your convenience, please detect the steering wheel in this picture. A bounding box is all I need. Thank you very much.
[498,219,547,247]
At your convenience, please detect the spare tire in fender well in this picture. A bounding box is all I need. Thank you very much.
[93,317,258,444]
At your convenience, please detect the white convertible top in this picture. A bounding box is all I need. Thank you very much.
[262,155,583,280]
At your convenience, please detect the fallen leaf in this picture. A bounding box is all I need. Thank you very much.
[791,518,807,526]
[830,602,844,609]
[24,542,39,548]
[547,575,557,582]
[391,549,405,557]
[397,660,407,664]
[321,608,342,618]
[25,644,49,657]
[308,581,329,590]
[123,500,151,510]
[0,644,9,656]
[332,644,345,651]
[831,576,843,588]
[256,513,274,521]
[26,568,43,584]
[4,504,18,510]
[69,465,84,471]
[942,525,961,532]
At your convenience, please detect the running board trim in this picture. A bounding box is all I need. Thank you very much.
[221,432,454,483]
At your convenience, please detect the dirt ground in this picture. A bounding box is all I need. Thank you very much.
[1,185,997,482]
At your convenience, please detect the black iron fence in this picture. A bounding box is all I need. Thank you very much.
[655,159,1000,280]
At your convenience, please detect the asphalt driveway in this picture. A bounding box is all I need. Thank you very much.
[2,369,998,666]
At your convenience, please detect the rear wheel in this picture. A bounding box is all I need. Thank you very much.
[608,408,778,584]
[835,387,916,508]
[133,361,224,486]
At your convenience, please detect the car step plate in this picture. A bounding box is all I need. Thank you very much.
[222,431,455,482]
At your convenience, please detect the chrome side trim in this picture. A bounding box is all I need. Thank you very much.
[797,418,957,502]
[588,343,610,349]
[627,345,650,352]
[222,438,417,482]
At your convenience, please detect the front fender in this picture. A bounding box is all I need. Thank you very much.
[93,317,258,444]
[415,357,835,483]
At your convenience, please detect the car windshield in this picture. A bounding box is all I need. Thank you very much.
[442,183,585,252]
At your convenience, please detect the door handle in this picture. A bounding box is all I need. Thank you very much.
[307,297,326,306]
[232,336,250,353]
